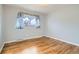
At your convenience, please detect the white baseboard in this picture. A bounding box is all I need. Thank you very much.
[44,35,79,46]
[0,43,4,53]
[4,35,79,46]
[5,36,43,44]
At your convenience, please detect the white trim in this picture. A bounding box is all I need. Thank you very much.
[44,35,79,46]
[0,43,4,53]
[4,35,79,46]
[5,36,43,43]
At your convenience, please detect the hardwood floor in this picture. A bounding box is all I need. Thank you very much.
[1,36,79,54]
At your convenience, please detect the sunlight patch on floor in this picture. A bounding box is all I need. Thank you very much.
[17,46,38,54]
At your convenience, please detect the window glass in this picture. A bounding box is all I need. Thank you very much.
[16,12,40,29]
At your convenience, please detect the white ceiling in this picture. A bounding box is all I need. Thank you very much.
[11,4,79,14]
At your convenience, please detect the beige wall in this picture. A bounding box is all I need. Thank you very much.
[3,5,45,43]
[0,5,1,46]
[45,5,79,45]
[0,5,4,51]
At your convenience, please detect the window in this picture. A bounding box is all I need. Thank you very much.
[16,12,40,29]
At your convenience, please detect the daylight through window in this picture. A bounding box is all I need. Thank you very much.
[16,12,40,29]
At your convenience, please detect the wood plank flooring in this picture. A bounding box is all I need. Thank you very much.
[1,36,79,54]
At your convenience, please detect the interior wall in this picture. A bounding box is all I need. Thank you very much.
[3,5,79,45]
[3,5,45,43]
[0,5,4,51]
[45,5,79,45]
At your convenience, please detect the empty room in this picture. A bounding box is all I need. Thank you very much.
[0,4,79,54]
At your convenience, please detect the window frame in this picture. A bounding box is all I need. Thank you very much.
[16,12,40,29]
